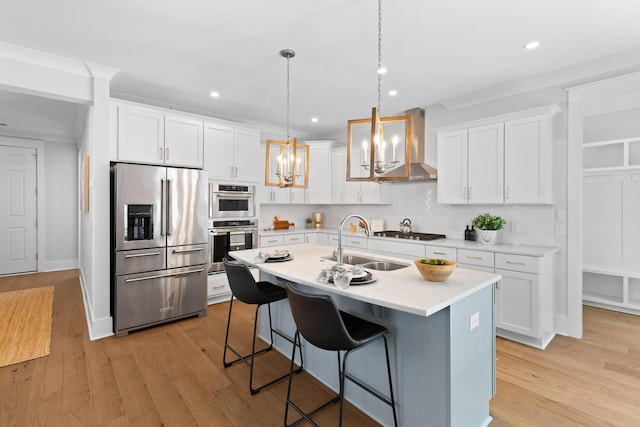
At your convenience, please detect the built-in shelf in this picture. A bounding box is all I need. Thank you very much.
[582,139,640,315]
[583,137,640,171]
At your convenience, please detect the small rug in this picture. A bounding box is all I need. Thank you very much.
[0,286,55,368]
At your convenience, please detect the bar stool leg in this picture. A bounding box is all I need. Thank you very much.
[383,336,398,427]
[224,298,301,395]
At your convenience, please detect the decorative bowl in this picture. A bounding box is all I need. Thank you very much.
[414,258,457,282]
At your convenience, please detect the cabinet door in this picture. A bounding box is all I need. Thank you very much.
[117,105,164,164]
[165,115,203,168]
[305,233,320,244]
[467,123,504,204]
[204,123,235,180]
[234,129,260,182]
[504,115,552,204]
[437,130,468,204]
[494,269,540,338]
[260,235,284,247]
[306,144,332,204]
[284,234,305,245]
[331,151,346,203]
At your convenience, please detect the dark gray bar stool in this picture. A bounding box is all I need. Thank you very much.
[284,283,398,427]
[223,257,302,395]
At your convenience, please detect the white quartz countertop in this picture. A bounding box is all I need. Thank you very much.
[231,243,501,318]
[260,228,558,257]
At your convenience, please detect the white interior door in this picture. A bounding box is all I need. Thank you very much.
[0,145,37,275]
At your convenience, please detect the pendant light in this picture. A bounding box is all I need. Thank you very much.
[265,49,309,188]
[346,0,412,182]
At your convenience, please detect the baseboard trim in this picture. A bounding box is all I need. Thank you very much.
[78,270,114,341]
[42,259,78,272]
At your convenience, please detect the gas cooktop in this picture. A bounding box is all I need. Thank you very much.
[374,231,446,241]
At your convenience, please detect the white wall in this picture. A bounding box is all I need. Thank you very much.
[43,141,78,270]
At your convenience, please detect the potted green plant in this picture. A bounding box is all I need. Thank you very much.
[305,217,313,229]
[471,213,506,245]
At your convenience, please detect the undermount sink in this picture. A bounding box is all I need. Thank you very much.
[360,261,409,271]
[321,253,374,265]
[321,254,409,271]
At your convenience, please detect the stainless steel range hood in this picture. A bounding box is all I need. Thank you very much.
[379,107,437,181]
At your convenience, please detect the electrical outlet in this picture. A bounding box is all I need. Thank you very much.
[510,221,520,232]
[469,312,480,331]
[556,209,566,222]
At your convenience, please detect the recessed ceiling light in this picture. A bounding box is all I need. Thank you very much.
[376,66,387,74]
[311,117,318,123]
[209,91,220,98]
[524,41,540,50]
[388,90,398,96]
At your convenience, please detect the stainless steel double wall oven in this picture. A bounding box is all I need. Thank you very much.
[207,182,258,273]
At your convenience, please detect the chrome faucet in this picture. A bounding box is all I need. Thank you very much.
[337,213,371,266]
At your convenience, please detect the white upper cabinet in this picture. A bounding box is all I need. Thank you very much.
[504,114,553,204]
[204,122,260,182]
[436,130,467,204]
[437,124,503,204]
[117,105,164,165]
[468,123,504,204]
[305,142,332,204]
[437,105,559,205]
[115,102,203,168]
[164,114,204,168]
[331,148,391,204]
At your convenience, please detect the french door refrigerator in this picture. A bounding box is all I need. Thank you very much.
[111,163,208,337]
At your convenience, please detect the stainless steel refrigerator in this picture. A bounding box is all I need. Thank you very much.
[111,163,208,337]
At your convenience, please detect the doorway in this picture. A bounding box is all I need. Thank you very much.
[0,145,38,275]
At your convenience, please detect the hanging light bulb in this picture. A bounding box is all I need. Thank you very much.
[346,0,412,182]
[265,49,309,188]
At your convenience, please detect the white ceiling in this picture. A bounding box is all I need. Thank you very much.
[2,0,640,141]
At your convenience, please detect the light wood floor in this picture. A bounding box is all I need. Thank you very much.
[1,270,639,426]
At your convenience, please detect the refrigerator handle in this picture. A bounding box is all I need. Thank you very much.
[160,178,166,236]
[167,179,172,235]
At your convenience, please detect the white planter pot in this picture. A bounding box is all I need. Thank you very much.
[479,229,498,245]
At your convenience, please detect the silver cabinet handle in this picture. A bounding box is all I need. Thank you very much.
[212,284,225,289]
[505,185,511,199]
[172,247,205,254]
[462,186,467,200]
[468,186,472,200]
[159,147,164,160]
[125,268,205,283]
[466,255,482,260]
[124,251,162,258]
[506,261,526,265]
[266,239,279,243]
[433,251,446,255]
[165,147,169,160]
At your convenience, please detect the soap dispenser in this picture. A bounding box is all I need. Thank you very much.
[464,225,470,240]
[469,225,477,241]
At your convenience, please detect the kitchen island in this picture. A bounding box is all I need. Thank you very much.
[231,244,500,427]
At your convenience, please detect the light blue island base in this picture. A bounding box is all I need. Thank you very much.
[258,273,495,427]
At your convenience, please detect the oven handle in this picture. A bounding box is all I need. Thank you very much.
[212,192,253,200]
[210,227,258,235]
[124,267,205,283]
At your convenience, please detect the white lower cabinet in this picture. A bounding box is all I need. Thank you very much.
[494,268,540,338]
[368,238,425,260]
[260,235,284,247]
[457,249,494,270]
[207,269,259,305]
[493,252,554,349]
[425,245,457,261]
[284,234,305,245]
